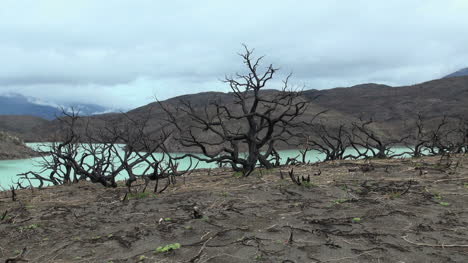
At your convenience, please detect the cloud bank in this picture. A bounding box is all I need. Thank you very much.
[1,0,467,109]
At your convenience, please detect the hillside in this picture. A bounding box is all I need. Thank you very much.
[114,76,468,151]
[0,115,50,139]
[300,76,468,138]
[0,131,39,160]
[304,76,468,122]
[3,76,468,148]
[444,67,468,78]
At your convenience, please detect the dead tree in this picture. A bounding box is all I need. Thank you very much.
[162,45,310,176]
[401,114,431,158]
[302,122,351,161]
[425,115,461,155]
[349,118,407,159]
[17,109,195,192]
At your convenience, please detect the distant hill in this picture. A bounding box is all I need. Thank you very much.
[0,94,113,120]
[0,115,50,140]
[0,131,39,160]
[444,67,468,78]
[303,76,468,122]
[3,76,468,148]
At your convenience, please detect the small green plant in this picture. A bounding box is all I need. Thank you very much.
[464,183,468,189]
[232,171,243,178]
[91,235,101,240]
[352,217,362,223]
[127,192,156,200]
[432,192,442,200]
[332,199,348,205]
[389,192,401,199]
[302,181,316,188]
[155,243,181,253]
[164,217,172,222]
[19,224,39,231]
[255,254,263,260]
[439,202,450,206]
[138,255,148,261]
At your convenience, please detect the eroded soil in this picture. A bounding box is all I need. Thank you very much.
[1,155,468,262]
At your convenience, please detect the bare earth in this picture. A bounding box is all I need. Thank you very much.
[1,156,468,262]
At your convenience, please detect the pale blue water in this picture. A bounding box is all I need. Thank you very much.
[0,143,409,189]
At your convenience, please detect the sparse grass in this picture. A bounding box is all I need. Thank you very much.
[439,202,450,206]
[19,224,39,231]
[352,217,362,223]
[331,199,348,205]
[127,192,157,200]
[302,181,316,188]
[232,168,276,178]
[388,192,401,199]
[232,171,243,178]
[155,243,181,253]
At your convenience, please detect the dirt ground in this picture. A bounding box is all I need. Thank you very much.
[1,155,468,263]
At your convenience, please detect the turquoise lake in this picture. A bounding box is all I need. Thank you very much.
[0,143,409,189]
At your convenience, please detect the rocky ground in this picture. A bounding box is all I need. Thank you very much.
[1,155,468,262]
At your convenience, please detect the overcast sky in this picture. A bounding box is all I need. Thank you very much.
[1,0,467,110]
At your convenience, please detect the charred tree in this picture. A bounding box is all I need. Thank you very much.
[348,118,407,159]
[162,45,310,176]
[302,122,351,161]
[17,109,195,192]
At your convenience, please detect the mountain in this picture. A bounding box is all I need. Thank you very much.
[3,76,468,149]
[0,94,113,120]
[444,67,468,78]
[304,76,468,122]
[0,115,49,135]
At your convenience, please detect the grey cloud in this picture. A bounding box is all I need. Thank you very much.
[0,0,467,108]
